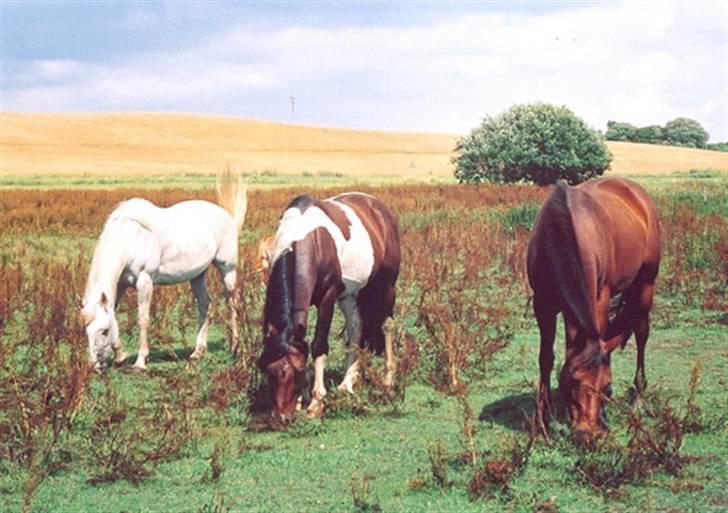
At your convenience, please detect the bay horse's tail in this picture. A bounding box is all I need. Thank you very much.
[216,167,248,232]
[544,181,598,340]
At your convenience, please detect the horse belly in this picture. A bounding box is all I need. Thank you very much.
[154,238,216,284]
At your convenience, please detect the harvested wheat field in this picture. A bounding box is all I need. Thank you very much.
[0,113,456,178]
[2,113,726,181]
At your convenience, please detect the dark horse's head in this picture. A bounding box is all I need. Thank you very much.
[559,340,614,444]
[258,248,308,423]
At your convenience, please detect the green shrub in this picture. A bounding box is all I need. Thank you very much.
[454,103,611,186]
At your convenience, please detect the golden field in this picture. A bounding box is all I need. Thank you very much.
[1,112,725,179]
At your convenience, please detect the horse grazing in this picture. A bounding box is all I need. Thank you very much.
[527,177,660,442]
[258,192,400,422]
[81,171,247,372]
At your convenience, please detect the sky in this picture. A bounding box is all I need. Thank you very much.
[2,1,726,141]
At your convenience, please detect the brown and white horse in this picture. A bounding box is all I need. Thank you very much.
[527,178,660,442]
[258,192,400,421]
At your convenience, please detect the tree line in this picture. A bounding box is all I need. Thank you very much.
[604,118,710,149]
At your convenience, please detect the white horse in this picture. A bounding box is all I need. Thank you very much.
[81,171,247,372]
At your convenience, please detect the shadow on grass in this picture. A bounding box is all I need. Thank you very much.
[478,392,536,432]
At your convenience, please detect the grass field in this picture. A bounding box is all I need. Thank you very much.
[1,113,726,188]
[1,176,726,513]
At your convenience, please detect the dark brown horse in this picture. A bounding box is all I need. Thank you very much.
[258,192,400,422]
[527,177,660,442]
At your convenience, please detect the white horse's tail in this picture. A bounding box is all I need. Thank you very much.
[216,167,248,232]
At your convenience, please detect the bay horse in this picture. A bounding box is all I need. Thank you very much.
[258,192,400,422]
[81,171,247,372]
[527,177,660,442]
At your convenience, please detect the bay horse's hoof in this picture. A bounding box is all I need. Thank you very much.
[306,398,325,419]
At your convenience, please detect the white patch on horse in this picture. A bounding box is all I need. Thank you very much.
[269,199,375,297]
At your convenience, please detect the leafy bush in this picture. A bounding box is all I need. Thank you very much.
[454,103,612,185]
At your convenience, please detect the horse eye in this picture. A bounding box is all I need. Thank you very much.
[101,329,109,337]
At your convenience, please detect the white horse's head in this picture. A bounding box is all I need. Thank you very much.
[82,292,117,373]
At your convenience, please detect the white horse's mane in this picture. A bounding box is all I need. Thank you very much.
[83,202,142,312]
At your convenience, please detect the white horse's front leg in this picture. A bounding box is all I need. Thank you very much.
[337,296,362,394]
[133,272,153,370]
[111,316,128,365]
[189,273,210,360]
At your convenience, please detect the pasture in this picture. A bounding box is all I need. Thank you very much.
[1,174,726,513]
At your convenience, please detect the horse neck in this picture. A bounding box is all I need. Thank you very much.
[84,226,130,309]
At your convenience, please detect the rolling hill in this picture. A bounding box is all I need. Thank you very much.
[1,113,725,179]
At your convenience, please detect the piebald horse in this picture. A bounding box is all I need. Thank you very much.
[81,172,247,372]
[258,192,400,421]
[527,177,660,442]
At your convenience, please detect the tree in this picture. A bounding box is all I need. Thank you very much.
[634,125,664,144]
[605,120,639,142]
[454,103,612,186]
[663,117,709,148]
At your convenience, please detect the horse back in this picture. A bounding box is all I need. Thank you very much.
[573,178,660,290]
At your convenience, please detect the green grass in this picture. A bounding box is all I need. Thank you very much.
[1,301,725,513]
[1,175,725,513]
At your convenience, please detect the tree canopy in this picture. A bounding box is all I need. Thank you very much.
[454,103,612,186]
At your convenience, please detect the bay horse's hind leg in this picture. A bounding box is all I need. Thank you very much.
[534,294,557,435]
[632,281,655,401]
[189,272,210,361]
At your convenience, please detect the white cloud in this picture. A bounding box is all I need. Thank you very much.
[4,2,725,140]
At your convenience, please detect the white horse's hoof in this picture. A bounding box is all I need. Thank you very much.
[189,352,202,361]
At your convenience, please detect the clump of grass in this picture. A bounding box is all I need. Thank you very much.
[84,374,197,486]
[350,471,382,513]
[468,431,534,499]
[427,439,450,491]
[208,431,230,482]
[573,383,701,492]
[499,202,540,233]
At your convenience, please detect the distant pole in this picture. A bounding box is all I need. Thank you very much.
[289,95,295,116]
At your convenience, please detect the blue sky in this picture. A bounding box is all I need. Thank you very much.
[2,1,725,141]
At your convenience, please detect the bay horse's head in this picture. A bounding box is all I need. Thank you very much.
[81,292,116,373]
[559,342,613,443]
[258,248,308,423]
